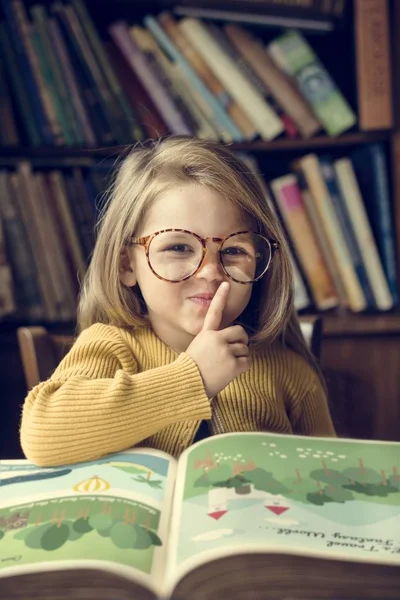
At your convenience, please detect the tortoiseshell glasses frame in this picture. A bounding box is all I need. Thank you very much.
[127,228,279,284]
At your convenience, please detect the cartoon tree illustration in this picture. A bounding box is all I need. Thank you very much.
[310,466,350,488]
[389,466,400,491]
[342,462,398,497]
[212,474,251,493]
[133,470,163,489]
[307,482,354,506]
[246,468,290,495]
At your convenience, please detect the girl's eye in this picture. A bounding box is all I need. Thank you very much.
[163,244,194,253]
[222,246,249,257]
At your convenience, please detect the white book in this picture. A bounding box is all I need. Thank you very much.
[179,18,283,140]
[334,158,393,311]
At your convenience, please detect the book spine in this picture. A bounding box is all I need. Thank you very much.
[319,155,376,309]
[0,171,44,320]
[64,4,125,144]
[0,211,16,317]
[46,171,87,281]
[61,172,92,261]
[334,158,393,311]
[1,3,52,144]
[0,55,20,146]
[18,162,71,321]
[52,2,114,145]
[297,154,367,311]
[105,41,169,139]
[144,15,244,142]
[158,11,256,140]
[32,5,83,145]
[10,170,57,320]
[268,29,356,136]
[270,173,339,310]
[369,145,398,301]
[109,21,192,135]
[224,24,321,138]
[34,172,77,320]
[71,0,145,141]
[295,166,348,307]
[130,26,200,136]
[48,17,96,146]
[179,18,283,140]
[355,0,393,130]
[12,0,64,145]
[0,24,42,146]
[70,168,96,260]
[291,253,312,311]
[29,18,75,146]
[165,64,221,140]
[207,22,298,138]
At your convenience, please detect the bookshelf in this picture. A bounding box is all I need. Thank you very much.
[0,130,392,161]
[0,0,400,457]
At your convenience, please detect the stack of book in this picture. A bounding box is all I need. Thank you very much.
[0,0,359,147]
[245,144,398,313]
[0,162,112,322]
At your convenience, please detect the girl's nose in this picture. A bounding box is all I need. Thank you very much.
[195,248,225,282]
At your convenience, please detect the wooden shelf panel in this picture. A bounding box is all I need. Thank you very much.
[2,312,400,336]
[322,313,400,336]
[0,131,392,165]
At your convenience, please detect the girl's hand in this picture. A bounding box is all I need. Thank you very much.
[185,282,251,398]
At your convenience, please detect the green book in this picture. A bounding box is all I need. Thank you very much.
[268,30,357,136]
[0,23,42,146]
[30,5,84,146]
[1,432,399,599]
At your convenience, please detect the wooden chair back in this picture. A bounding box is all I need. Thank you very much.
[17,317,322,390]
[17,327,75,391]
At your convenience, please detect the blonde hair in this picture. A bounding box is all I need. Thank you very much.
[78,136,322,380]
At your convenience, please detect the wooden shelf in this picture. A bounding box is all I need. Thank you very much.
[322,313,400,336]
[2,312,400,337]
[0,131,392,165]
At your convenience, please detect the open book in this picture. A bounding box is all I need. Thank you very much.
[1,432,399,599]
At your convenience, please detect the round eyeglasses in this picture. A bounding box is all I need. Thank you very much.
[128,229,279,284]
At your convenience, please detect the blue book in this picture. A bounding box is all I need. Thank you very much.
[319,155,376,309]
[144,14,244,142]
[1,0,54,144]
[351,144,398,304]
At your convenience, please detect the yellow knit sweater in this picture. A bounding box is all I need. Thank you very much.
[20,323,336,466]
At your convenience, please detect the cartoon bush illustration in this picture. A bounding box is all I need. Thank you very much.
[0,530,4,540]
[89,513,113,535]
[41,523,70,551]
[72,517,93,535]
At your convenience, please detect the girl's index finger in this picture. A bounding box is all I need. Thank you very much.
[202,282,230,331]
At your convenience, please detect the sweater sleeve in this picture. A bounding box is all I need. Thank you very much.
[20,326,211,466]
[289,375,336,437]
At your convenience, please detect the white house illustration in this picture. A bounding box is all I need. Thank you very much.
[207,484,291,520]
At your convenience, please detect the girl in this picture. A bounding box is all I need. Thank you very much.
[20,136,335,467]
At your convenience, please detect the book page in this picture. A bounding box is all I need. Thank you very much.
[0,448,177,597]
[164,432,400,593]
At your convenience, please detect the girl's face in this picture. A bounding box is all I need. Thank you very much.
[121,184,255,353]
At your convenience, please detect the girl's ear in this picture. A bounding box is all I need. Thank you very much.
[119,248,137,287]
